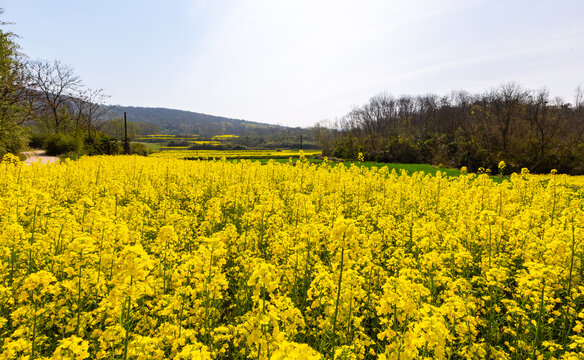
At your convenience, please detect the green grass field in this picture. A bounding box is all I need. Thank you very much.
[220,158,464,177]
[144,147,469,178]
[138,142,162,151]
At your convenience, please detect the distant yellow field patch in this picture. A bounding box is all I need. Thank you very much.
[211,134,240,139]
[150,149,321,159]
[190,141,222,145]
[135,135,200,141]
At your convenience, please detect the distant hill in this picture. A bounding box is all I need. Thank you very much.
[109,105,284,136]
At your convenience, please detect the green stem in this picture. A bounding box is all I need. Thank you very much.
[533,278,546,358]
[331,245,345,359]
[76,249,83,336]
[123,276,133,360]
[178,295,184,339]
[28,205,38,274]
[204,244,215,346]
[551,185,556,226]
[31,302,38,360]
[562,220,576,345]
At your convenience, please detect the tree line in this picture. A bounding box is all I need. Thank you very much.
[314,83,584,174]
[0,10,153,158]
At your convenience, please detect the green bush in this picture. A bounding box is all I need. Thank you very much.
[454,140,493,172]
[28,133,46,149]
[188,143,228,150]
[0,118,28,158]
[85,132,120,155]
[332,135,361,160]
[130,142,151,156]
[167,140,190,147]
[376,137,422,163]
[45,133,82,156]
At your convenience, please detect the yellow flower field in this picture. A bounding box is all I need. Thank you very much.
[150,149,322,160]
[0,156,583,359]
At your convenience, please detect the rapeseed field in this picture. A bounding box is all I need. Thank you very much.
[0,155,583,359]
[149,149,321,160]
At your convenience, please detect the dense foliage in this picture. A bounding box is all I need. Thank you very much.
[316,84,584,174]
[0,10,31,157]
[1,156,583,359]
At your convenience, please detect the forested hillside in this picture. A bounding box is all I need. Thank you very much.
[315,84,584,173]
[109,106,282,136]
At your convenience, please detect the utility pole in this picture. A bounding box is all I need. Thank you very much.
[300,134,303,150]
[123,112,130,154]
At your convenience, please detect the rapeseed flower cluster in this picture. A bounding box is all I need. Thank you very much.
[0,156,583,359]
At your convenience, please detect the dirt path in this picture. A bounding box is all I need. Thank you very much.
[22,150,60,165]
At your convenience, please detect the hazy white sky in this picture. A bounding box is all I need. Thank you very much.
[3,0,583,127]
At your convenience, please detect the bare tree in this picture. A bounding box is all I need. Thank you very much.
[442,90,474,139]
[312,119,339,156]
[575,85,584,110]
[414,94,438,135]
[563,90,584,156]
[27,59,81,133]
[343,93,400,150]
[487,82,526,153]
[369,93,397,137]
[526,89,558,162]
[397,95,414,136]
[70,88,110,137]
